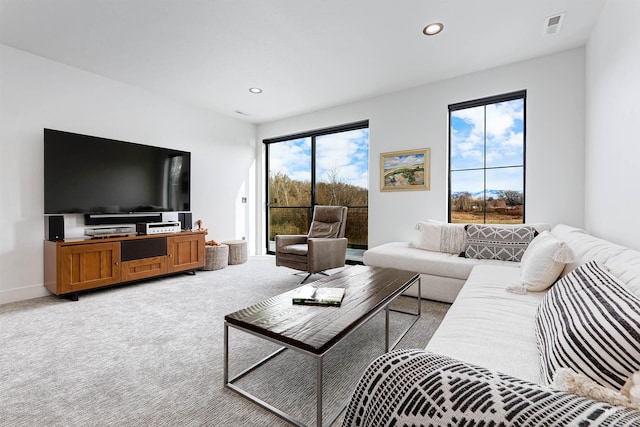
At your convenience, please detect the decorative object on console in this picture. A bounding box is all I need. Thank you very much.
[380,148,430,192]
[195,219,207,233]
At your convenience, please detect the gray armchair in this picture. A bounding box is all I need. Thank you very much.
[275,206,348,283]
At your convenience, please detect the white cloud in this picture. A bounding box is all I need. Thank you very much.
[383,154,424,170]
[316,129,369,188]
[269,138,311,181]
[268,129,369,189]
[451,99,524,168]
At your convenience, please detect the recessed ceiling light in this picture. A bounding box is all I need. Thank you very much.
[249,87,263,94]
[423,22,444,36]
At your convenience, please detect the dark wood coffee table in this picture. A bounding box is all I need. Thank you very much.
[223,265,420,427]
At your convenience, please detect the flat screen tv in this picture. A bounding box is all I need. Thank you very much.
[44,129,190,215]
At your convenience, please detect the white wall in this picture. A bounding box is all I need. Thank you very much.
[0,44,256,304]
[257,48,586,250]
[585,0,640,251]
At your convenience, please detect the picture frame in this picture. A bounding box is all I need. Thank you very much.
[380,148,430,191]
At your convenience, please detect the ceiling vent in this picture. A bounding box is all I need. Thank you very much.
[543,12,565,36]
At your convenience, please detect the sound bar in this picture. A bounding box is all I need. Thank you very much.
[85,213,162,226]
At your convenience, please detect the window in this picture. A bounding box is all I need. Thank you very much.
[265,121,369,261]
[449,91,526,224]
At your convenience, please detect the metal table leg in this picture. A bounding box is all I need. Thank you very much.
[317,356,323,427]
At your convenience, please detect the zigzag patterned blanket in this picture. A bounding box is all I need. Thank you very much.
[342,350,640,427]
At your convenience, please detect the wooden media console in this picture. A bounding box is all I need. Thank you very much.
[44,231,206,300]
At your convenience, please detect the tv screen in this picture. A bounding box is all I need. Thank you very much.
[44,129,191,214]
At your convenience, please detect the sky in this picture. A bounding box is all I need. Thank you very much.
[268,98,522,195]
[382,152,424,172]
[450,99,524,193]
[268,128,369,190]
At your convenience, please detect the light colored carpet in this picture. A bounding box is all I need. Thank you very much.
[0,256,449,426]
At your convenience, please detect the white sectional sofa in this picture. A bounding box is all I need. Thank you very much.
[363,221,550,303]
[343,224,640,426]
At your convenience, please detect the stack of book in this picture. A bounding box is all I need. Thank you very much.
[292,285,345,306]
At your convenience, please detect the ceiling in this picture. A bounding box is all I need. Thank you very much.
[0,0,605,124]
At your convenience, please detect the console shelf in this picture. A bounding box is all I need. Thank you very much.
[44,231,206,300]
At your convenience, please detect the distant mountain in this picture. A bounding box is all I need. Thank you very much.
[474,189,501,199]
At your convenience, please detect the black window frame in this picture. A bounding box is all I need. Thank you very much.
[448,90,527,223]
[264,120,369,255]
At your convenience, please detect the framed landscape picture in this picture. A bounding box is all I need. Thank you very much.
[380,148,430,191]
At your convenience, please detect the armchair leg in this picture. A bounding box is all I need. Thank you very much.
[300,273,314,284]
[298,271,330,284]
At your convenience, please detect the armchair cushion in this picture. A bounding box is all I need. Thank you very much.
[308,221,341,238]
[275,234,307,250]
[279,243,308,256]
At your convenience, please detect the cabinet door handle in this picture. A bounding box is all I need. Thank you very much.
[114,262,119,265]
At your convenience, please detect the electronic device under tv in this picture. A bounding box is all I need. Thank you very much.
[44,129,191,218]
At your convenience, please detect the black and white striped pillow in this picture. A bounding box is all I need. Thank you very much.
[535,260,640,390]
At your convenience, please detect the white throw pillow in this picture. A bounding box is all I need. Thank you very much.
[409,220,466,254]
[409,221,441,252]
[508,231,574,293]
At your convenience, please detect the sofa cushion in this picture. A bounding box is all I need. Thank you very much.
[464,224,538,262]
[426,264,544,383]
[535,260,640,390]
[552,224,640,298]
[364,242,513,281]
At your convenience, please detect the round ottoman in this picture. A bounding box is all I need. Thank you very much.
[203,244,229,271]
[222,240,248,265]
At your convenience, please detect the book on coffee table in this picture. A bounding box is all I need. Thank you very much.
[292,285,345,306]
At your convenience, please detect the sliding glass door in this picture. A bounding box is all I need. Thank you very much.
[265,121,369,261]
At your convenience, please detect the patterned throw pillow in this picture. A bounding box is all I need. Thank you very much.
[535,260,640,390]
[464,224,537,262]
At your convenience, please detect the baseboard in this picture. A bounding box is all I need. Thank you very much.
[0,284,50,306]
